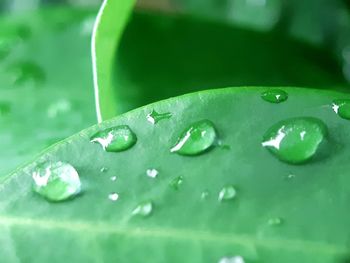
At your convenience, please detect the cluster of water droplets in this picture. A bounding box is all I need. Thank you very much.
[30,88,350,259]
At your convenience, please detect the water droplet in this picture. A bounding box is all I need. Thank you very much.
[147,109,172,124]
[110,176,117,181]
[218,256,245,263]
[170,176,183,190]
[8,61,46,87]
[201,190,210,200]
[32,161,81,202]
[100,167,108,173]
[218,185,237,201]
[0,102,11,116]
[268,217,283,226]
[91,125,137,152]
[171,120,217,156]
[262,117,327,164]
[47,99,72,118]
[108,192,119,201]
[261,89,288,103]
[286,173,295,180]
[332,99,350,120]
[146,168,158,178]
[132,201,153,217]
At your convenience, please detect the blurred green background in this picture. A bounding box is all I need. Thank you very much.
[0,0,349,176]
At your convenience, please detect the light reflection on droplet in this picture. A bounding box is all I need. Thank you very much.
[108,192,119,202]
[146,168,159,178]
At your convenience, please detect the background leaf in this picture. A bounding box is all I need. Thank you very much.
[0,7,96,176]
[1,87,350,262]
[94,3,350,119]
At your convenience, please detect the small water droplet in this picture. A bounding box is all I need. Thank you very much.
[8,61,46,87]
[147,109,172,124]
[91,125,137,152]
[110,176,117,181]
[170,176,183,190]
[100,167,108,173]
[268,217,283,226]
[171,120,217,156]
[108,192,119,201]
[332,99,350,120]
[132,201,153,217]
[218,185,237,201]
[286,173,295,180]
[262,117,327,164]
[261,89,288,103]
[146,168,159,178]
[201,190,210,200]
[218,256,245,263]
[32,161,81,202]
[47,99,72,118]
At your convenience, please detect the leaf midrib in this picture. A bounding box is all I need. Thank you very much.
[0,216,346,256]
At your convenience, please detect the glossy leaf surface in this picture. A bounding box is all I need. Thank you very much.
[1,87,350,262]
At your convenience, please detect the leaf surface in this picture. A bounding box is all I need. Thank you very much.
[1,87,350,262]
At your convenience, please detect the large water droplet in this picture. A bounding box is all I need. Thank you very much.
[146,168,159,178]
[132,201,153,217]
[261,89,288,103]
[332,99,350,120]
[171,120,217,156]
[218,256,245,263]
[170,176,183,190]
[262,117,327,164]
[8,61,46,87]
[108,192,119,202]
[147,109,172,124]
[218,185,237,201]
[91,125,137,152]
[32,161,81,202]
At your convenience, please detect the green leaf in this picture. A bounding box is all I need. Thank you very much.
[1,87,350,262]
[94,5,349,120]
[0,8,96,176]
[92,0,136,121]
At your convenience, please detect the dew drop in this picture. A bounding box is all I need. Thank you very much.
[201,190,210,200]
[100,167,108,173]
[32,161,81,202]
[91,125,137,152]
[147,109,172,124]
[218,256,245,263]
[146,168,159,178]
[171,120,217,156]
[261,89,288,103]
[110,176,117,181]
[132,201,153,217]
[332,99,350,120]
[218,185,237,201]
[262,117,327,164]
[8,61,46,87]
[170,176,183,190]
[108,192,119,202]
[268,217,283,226]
